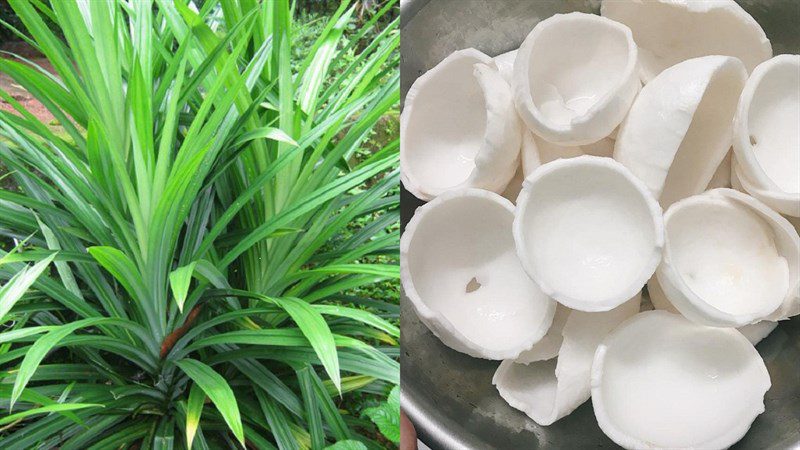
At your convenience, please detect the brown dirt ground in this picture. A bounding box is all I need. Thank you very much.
[0,41,57,125]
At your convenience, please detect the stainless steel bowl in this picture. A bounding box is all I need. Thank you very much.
[400,1,800,448]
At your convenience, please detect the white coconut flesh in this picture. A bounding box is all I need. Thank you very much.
[732,55,800,216]
[646,275,678,314]
[732,158,800,218]
[512,12,639,145]
[520,130,541,178]
[514,303,570,364]
[400,189,555,359]
[601,0,771,83]
[520,128,616,179]
[739,320,779,346]
[520,127,617,186]
[514,156,663,312]
[657,189,800,327]
[494,49,517,85]
[648,275,777,345]
[592,311,771,450]
[573,136,615,159]
[731,153,800,227]
[508,131,539,205]
[614,55,747,209]
[493,295,640,426]
[401,49,521,201]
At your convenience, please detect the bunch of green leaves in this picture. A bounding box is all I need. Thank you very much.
[0,0,399,448]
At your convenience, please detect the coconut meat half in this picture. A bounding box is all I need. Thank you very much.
[401,189,555,359]
[601,0,771,83]
[732,55,800,216]
[657,189,799,327]
[401,49,521,201]
[514,156,663,312]
[513,12,639,145]
[494,294,640,426]
[614,55,747,209]
[592,311,770,450]
[648,275,778,346]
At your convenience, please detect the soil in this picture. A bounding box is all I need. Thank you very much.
[0,40,57,125]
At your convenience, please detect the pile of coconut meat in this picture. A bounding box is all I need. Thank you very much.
[401,1,800,448]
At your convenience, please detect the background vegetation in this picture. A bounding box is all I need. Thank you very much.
[0,0,399,448]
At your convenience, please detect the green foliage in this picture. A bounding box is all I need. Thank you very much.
[362,386,400,444]
[325,440,370,450]
[0,0,399,448]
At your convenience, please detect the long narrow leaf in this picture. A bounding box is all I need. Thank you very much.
[11,317,112,408]
[0,403,104,426]
[185,382,205,450]
[175,358,245,447]
[0,252,56,321]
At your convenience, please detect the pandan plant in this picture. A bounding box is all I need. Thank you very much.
[0,0,399,448]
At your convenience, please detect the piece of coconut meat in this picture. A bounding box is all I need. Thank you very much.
[494,294,640,426]
[401,49,522,201]
[513,12,639,145]
[514,303,571,364]
[648,275,778,346]
[732,54,800,217]
[592,311,770,450]
[601,0,771,83]
[514,156,663,312]
[614,55,747,209]
[401,189,555,360]
[657,189,800,327]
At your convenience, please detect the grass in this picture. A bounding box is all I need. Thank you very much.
[0,0,399,448]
